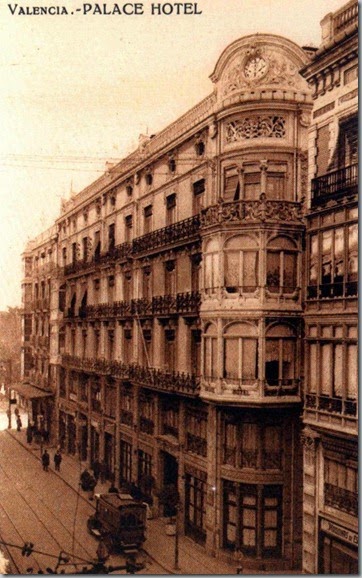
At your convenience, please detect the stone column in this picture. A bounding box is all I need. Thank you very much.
[301,426,320,575]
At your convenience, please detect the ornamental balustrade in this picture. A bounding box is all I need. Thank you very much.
[305,393,357,417]
[311,163,358,206]
[333,1,358,36]
[204,376,300,398]
[61,354,200,397]
[67,291,200,321]
[132,214,200,254]
[201,196,303,227]
[307,281,358,300]
[324,483,358,517]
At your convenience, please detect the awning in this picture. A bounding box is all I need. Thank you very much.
[10,383,53,400]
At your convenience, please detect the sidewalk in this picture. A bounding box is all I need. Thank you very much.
[6,428,300,576]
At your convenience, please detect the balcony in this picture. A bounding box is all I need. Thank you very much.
[311,164,358,207]
[307,281,358,300]
[305,393,357,432]
[66,292,201,321]
[132,215,200,255]
[61,355,200,397]
[62,243,132,278]
[325,483,357,517]
[201,196,303,228]
[202,376,301,404]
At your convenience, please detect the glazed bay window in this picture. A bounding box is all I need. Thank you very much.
[266,236,297,294]
[265,324,297,388]
[324,457,358,517]
[223,482,282,557]
[224,235,259,293]
[223,323,258,386]
[204,238,219,292]
[203,323,217,382]
[222,417,283,470]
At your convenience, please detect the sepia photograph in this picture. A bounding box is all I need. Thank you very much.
[0,0,358,574]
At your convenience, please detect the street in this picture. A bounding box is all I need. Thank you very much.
[0,431,167,574]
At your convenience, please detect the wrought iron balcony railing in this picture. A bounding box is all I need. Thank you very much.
[307,281,358,300]
[61,355,200,397]
[311,164,358,206]
[65,292,201,321]
[325,483,358,517]
[132,215,200,254]
[305,393,357,418]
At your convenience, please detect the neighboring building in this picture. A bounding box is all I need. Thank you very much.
[0,307,22,392]
[300,0,358,574]
[19,6,358,572]
[19,226,58,434]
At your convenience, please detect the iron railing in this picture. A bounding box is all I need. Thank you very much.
[311,164,358,206]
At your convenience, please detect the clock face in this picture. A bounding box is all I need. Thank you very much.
[244,56,268,80]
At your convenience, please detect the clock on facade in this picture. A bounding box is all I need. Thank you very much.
[244,56,268,80]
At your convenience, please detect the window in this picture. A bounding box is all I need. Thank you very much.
[266,236,297,294]
[138,450,152,486]
[224,235,259,293]
[204,323,217,381]
[123,328,132,363]
[72,242,77,264]
[195,141,205,156]
[223,482,282,557]
[185,472,207,544]
[82,237,88,261]
[125,215,133,242]
[107,330,114,361]
[324,457,357,516]
[204,238,219,292]
[142,266,152,300]
[143,205,153,235]
[120,440,132,483]
[166,193,176,225]
[168,158,176,173]
[62,247,67,266]
[123,270,132,301]
[141,328,152,366]
[224,166,240,201]
[164,328,176,372]
[108,223,115,252]
[145,172,153,186]
[161,400,179,437]
[193,179,205,215]
[91,382,101,412]
[344,64,358,85]
[185,407,207,457]
[94,231,101,261]
[265,324,296,387]
[139,392,154,435]
[266,172,285,199]
[164,260,176,295]
[191,329,201,377]
[223,323,258,385]
[243,172,260,200]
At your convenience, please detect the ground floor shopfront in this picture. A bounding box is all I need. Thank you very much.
[56,389,303,571]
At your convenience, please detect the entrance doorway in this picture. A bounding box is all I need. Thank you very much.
[161,451,178,517]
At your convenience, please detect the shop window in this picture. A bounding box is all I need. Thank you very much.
[224,235,259,293]
[265,324,296,387]
[223,482,282,557]
[185,472,207,545]
[203,323,217,381]
[266,236,297,294]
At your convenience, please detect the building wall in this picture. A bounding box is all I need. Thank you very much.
[300,0,358,573]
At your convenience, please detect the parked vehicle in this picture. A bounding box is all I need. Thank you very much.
[87,492,147,553]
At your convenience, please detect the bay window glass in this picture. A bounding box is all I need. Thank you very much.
[347,344,357,398]
[243,172,259,199]
[266,237,297,294]
[348,224,358,294]
[224,235,259,293]
[223,323,258,385]
[309,343,318,392]
[204,323,217,380]
[204,238,219,291]
[309,234,318,287]
[266,172,285,199]
[265,324,296,386]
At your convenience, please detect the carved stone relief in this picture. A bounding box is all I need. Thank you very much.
[225,116,286,142]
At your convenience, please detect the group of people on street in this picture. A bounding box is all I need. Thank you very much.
[26,421,50,445]
[41,449,62,472]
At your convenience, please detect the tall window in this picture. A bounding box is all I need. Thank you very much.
[243,172,260,199]
[223,323,258,385]
[82,237,88,261]
[161,399,179,437]
[125,215,133,242]
[120,440,132,483]
[204,323,217,381]
[164,329,176,372]
[142,266,152,300]
[166,193,176,225]
[123,328,132,363]
[223,482,282,557]
[108,223,115,253]
[224,235,259,293]
[94,231,101,261]
[204,238,219,292]
[164,260,176,295]
[265,324,296,387]
[143,205,153,235]
[185,472,207,544]
[193,179,205,215]
[123,270,132,301]
[266,236,298,294]
[224,166,240,201]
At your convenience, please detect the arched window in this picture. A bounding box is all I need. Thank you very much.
[223,323,258,385]
[224,235,259,293]
[266,236,298,294]
[265,324,297,386]
[203,323,217,380]
[204,238,219,291]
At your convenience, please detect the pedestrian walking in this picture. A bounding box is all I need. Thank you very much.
[54,449,62,472]
[41,449,50,472]
[16,416,22,432]
[26,424,33,444]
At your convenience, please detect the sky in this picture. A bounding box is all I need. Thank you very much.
[0,0,349,310]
